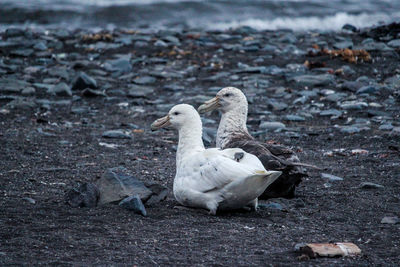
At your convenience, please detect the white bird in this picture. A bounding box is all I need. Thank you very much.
[151,104,281,215]
[198,87,320,199]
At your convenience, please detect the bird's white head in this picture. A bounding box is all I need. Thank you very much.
[151,104,201,131]
[198,87,248,114]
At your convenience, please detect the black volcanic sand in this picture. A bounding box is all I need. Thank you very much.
[1,24,400,265]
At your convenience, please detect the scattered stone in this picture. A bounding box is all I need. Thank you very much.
[133,76,156,85]
[72,72,97,90]
[342,24,357,32]
[96,167,152,205]
[333,41,353,49]
[103,58,132,73]
[379,123,394,131]
[259,121,286,131]
[319,109,342,117]
[82,88,106,97]
[339,126,361,134]
[267,99,288,111]
[50,82,72,96]
[21,87,36,96]
[381,216,399,224]
[339,101,368,110]
[356,85,380,95]
[351,149,368,155]
[127,85,154,98]
[102,130,131,139]
[258,202,285,211]
[289,74,334,87]
[321,173,344,181]
[22,197,36,204]
[145,183,169,205]
[359,182,384,189]
[119,195,147,216]
[284,115,305,121]
[65,183,100,208]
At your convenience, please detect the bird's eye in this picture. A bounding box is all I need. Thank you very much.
[173,112,180,116]
[224,93,231,97]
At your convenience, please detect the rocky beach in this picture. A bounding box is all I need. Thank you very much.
[1,11,400,266]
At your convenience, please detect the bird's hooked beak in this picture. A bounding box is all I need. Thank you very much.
[198,96,220,113]
[151,115,171,131]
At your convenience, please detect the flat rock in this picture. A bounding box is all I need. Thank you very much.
[321,173,344,181]
[103,58,132,73]
[50,82,72,96]
[102,130,131,139]
[65,183,100,208]
[290,74,334,87]
[144,183,169,205]
[381,216,399,224]
[96,167,152,205]
[387,39,400,48]
[284,115,305,121]
[127,85,154,98]
[82,88,106,97]
[320,109,342,117]
[119,195,147,216]
[259,121,286,131]
[359,182,384,189]
[133,76,156,85]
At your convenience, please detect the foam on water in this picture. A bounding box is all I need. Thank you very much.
[208,12,400,31]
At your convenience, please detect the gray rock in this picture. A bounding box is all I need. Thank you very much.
[21,87,36,96]
[65,183,100,208]
[258,202,285,211]
[33,42,47,51]
[6,98,37,110]
[278,33,297,43]
[72,72,97,90]
[119,195,147,216]
[96,167,152,205]
[145,183,169,205]
[379,123,394,131]
[11,49,34,57]
[48,67,70,80]
[320,109,342,117]
[154,40,168,47]
[127,85,154,98]
[259,121,286,131]
[0,78,30,93]
[339,101,368,110]
[290,74,334,87]
[82,88,106,97]
[102,130,131,139]
[50,82,72,96]
[359,182,384,189]
[361,41,391,51]
[381,216,399,224]
[4,28,25,38]
[22,197,36,204]
[134,76,156,85]
[321,173,343,181]
[103,58,132,73]
[203,72,230,81]
[341,81,364,92]
[340,126,361,134]
[342,24,357,32]
[387,39,400,48]
[333,41,353,49]
[356,85,380,95]
[384,75,400,89]
[267,99,288,111]
[284,115,305,121]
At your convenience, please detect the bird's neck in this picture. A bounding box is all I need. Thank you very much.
[217,107,249,149]
[176,120,205,168]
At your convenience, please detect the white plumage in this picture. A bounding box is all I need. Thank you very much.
[151,104,281,214]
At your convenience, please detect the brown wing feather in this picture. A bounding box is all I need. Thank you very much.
[223,134,308,199]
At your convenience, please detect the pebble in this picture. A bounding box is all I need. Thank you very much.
[22,197,36,204]
[387,39,400,48]
[356,85,380,95]
[258,202,285,211]
[359,182,384,189]
[339,126,361,134]
[284,115,305,121]
[321,173,343,181]
[339,101,368,110]
[259,121,286,131]
[102,130,131,139]
[119,195,147,216]
[319,109,342,117]
[289,74,334,87]
[50,82,72,96]
[134,76,156,85]
[381,216,399,224]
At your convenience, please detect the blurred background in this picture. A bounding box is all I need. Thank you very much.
[0,0,399,32]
